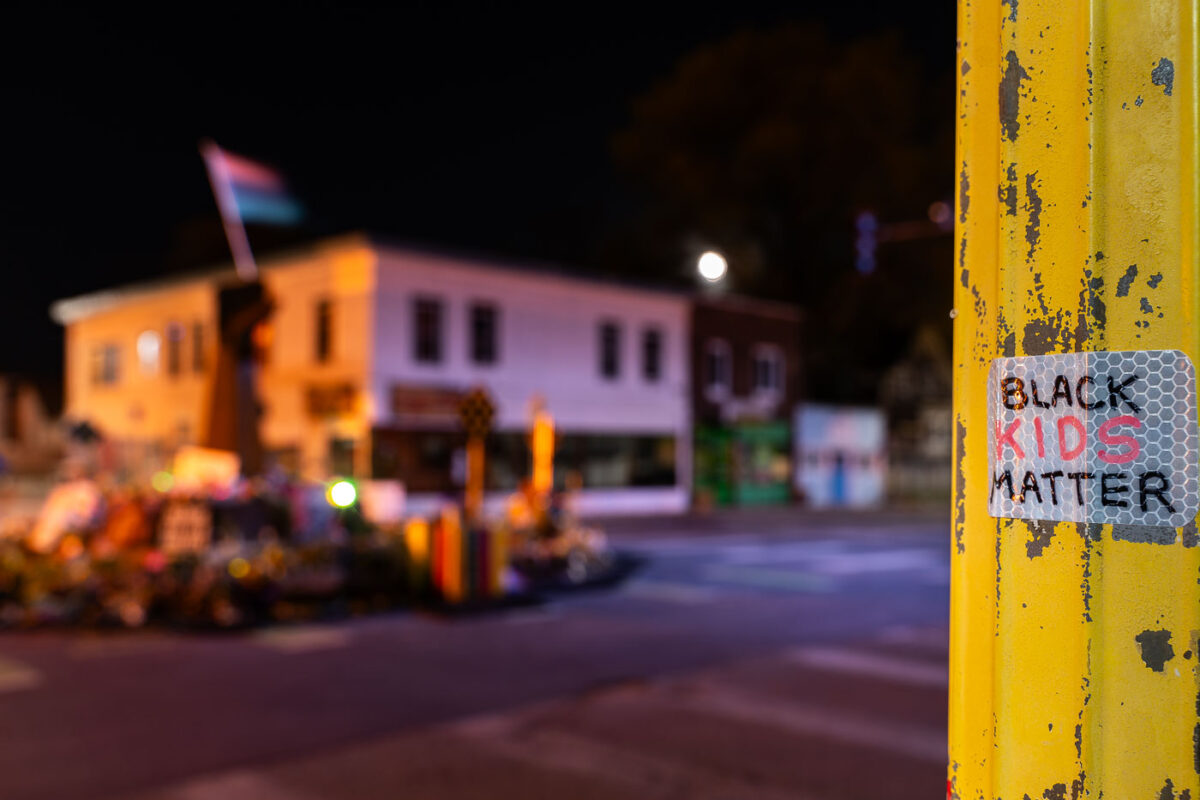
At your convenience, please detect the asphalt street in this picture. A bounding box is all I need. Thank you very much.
[0,509,951,800]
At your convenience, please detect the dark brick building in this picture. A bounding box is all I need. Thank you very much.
[690,295,802,506]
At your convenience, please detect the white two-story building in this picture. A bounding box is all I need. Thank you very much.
[52,234,692,514]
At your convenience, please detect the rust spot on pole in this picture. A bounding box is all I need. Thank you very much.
[955,418,968,553]
[1152,57,1175,96]
[1041,782,1068,800]
[1026,519,1056,558]
[960,162,971,224]
[1135,629,1176,671]
[1022,313,1067,355]
[1113,524,1178,545]
[1002,163,1019,216]
[1157,777,1190,799]
[1025,173,1042,260]
[1000,51,1031,141]
[1116,264,1139,297]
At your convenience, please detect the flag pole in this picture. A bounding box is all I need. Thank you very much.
[200,139,258,282]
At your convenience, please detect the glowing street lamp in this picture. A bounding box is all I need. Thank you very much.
[327,479,357,508]
[697,250,728,283]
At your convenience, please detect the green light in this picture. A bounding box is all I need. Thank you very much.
[152,471,174,493]
[327,479,357,508]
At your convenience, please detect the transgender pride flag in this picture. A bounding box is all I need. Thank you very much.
[201,141,303,280]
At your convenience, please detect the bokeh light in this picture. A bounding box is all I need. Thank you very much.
[697,251,728,282]
[327,479,357,508]
[151,471,174,493]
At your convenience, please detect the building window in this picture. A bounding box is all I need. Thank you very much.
[470,302,498,365]
[91,344,120,386]
[192,322,205,372]
[315,299,333,363]
[557,433,677,488]
[642,327,662,382]
[136,330,161,374]
[704,339,731,399]
[599,321,620,379]
[752,344,784,396]
[166,323,183,377]
[414,297,443,363]
[329,437,356,478]
[370,429,676,492]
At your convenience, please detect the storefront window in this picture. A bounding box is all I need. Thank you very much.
[371,429,676,492]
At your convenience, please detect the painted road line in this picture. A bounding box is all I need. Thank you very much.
[672,682,946,763]
[252,625,351,653]
[721,541,848,564]
[70,632,177,659]
[503,606,564,625]
[786,646,948,688]
[878,625,950,651]
[805,549,944,576]
[701,563,836,592]
[0,656,42,693]
[139,769,318,800]
[620,580,719,604]
[457,722,825,800]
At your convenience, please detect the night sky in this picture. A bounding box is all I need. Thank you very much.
[2,3,953,377]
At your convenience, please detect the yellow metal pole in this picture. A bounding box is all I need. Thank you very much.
[953,1,1200,798]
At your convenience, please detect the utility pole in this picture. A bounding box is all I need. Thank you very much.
[952,2,1200,799]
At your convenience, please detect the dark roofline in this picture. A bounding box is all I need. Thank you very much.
[361,232,692,299]
[692,291,804,322]
[50,266,238,324]
[51,231,803,324]
[52,232,697,323]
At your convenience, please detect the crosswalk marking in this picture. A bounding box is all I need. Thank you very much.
[0,656,42,693]
[701,563,836,592]
[786,645,948,688]
[804,549,944,576]
[668,682,946,763]
[251,625,350,653]
[502,606,563,625]
[878,625,950,651]
[146,769,317,800]
[70,633,176,659]
[620,580,719,604]
[457,719,826,800]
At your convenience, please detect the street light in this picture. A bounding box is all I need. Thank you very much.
[697,250,728,283]
[327,479,357,508]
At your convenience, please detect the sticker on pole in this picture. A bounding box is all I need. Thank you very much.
[988,350,1199,527]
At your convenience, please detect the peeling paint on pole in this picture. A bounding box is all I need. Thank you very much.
[952,0,1200,798]
[1000,51,1031,142]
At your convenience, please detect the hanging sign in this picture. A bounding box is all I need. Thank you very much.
[987,350,1198,527]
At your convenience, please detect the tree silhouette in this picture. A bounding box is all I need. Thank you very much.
[611,24,953,402]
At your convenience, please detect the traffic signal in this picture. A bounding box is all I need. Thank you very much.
[854,211,878,274]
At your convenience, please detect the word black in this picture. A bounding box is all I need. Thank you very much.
[1000,373,1142,414]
